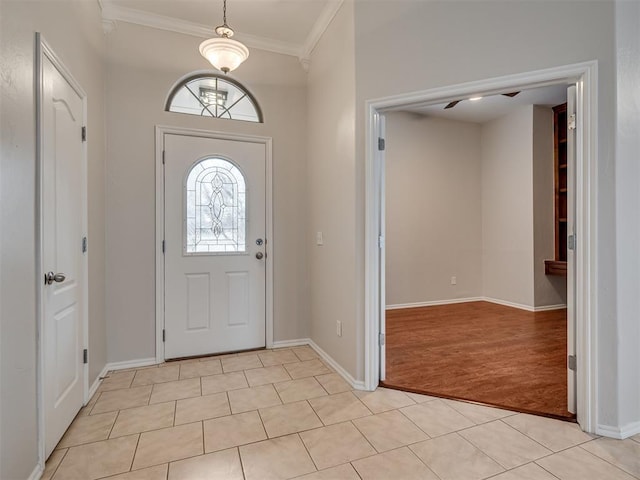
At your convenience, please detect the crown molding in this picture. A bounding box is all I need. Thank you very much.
[300,0,344,61]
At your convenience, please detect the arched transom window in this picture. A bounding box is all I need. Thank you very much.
[166,74,262,123]
[186,157,246,254]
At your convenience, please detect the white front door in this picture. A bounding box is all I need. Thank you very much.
[41,52,86,457]
[164,134,267,359]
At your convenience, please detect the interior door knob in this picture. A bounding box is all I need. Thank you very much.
[45,272,66,285]
[255,252,264,260]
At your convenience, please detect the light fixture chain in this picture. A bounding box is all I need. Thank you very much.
[223,0,227,26]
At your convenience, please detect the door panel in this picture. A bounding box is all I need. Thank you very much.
[164,134,266,359]
[42,54,85,457]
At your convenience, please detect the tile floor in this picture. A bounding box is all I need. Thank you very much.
[43,346,640,480]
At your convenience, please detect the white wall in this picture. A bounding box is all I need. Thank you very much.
[385,113,483,306]
[349,0,623,428]
[307,2,359,378]
[105,23,309,362]
[0,1,107,478]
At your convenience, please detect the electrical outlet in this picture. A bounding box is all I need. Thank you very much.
[451,276,457,285]
[336,320,342,337]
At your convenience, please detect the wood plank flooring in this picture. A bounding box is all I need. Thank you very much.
[382,301,574,420]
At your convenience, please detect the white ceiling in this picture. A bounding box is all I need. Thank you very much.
[101,0,340,60]
[403,84,568,124]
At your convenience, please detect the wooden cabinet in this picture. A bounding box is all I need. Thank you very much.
[545,103,567,276]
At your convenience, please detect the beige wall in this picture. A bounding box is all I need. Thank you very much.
[105,23,309,362]
[307,2,359,378]
[0,1,107,478]
[385,113,483,306]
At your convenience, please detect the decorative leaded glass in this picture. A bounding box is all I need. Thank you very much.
[185,158,246,254]
[166,74,262,123]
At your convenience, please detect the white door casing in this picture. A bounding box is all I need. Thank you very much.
[567,85,577,414]
[37,35,88,459]
[162,133,268,359]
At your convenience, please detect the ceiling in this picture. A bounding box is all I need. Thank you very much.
[402,84,568,124]
[100,0,340,61]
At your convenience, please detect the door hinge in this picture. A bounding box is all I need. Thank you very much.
[162,240,165,253]
[568,114,576,131]
[568,354,577,371]
[82,236,87,253]
[378,235,385,248]
[162,329,166,342]
[378,137,385,151]
[379,333,385,346]
[81,126,87,142]
[162,150,165,165]
[568,234,576,251]
[83,349,88,364]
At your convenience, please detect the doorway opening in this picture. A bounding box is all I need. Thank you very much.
[364,62,598,432]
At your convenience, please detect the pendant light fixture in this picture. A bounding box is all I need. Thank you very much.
[199,0,249,74]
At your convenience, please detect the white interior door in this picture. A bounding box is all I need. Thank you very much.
[566,85,577,414]
[164,134,266,359]
[42,53,86,457]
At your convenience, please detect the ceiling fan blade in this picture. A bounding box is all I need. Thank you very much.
[444,101,459,109]
[502,91,520,97]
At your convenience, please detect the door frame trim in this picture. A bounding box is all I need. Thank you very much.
[364,61,598,432]
[154,126,274,362]
[35,33,89,466]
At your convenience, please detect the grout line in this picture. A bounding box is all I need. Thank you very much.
[107,409,120,439]
[237,445,248,480]
[296,432,320,472]
[128,433,142,473]
[47,447,69,480]
[172,400,177,427]
[576,443,639,478]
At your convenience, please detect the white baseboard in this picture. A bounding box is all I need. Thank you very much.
[28,463,44,480]
[87,363,110,402]
[308,340,367,391]
[597,420,640,439]
[386,297,566,312]
[271,338,311,349]
[106,357,158,372]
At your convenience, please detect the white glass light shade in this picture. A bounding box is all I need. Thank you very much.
[199,37,249,74]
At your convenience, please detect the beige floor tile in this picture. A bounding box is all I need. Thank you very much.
[536,446,636,480]
[132,365,180,386]
[308,392,371,425]
[409,433,504,480]
[580,437,640,477]
[222,354,263,372]
[294,463,360,480]
[445,399,517,425]
[179,359,223,379]
[315,373,351,394]
[240,434,316,480]
[149,378,201,404]
[259,349,300,366]
[353,410,429,452]
[275,377,328,404]
[354,387,415,413]
[489,462,560,480]
[292,346,319,361]
[204,411,267,452]
[57,411,117,448]
[245,365,292,387]
[503,413,595,451]
[632,434,640,444]
[42,448,67,480]
[168,448,244,480]
[404,392,439,403]
[201,371,248,395]
[228,384,282,413]
[459,420,552,469]
[98,371,135,392]
[400,399,475,437]
[53,435,138,480]
[260,400,323,438]
[352,446,440,480]
[300,421,376,470]
[285,359,331,379]
[110,401,175,438]
[106,464,169,480]
[91,385,152,414]
[175,392,230,425]
[132,422,204,470]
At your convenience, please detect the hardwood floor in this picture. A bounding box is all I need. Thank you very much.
[382,301,574,420]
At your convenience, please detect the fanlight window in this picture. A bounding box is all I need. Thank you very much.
[166,74,262,123]
[186,158,246,254]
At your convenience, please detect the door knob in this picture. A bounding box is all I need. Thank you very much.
[45,272,66,285]
[255,252,264,260]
